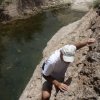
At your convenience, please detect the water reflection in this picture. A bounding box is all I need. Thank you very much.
[51,8,86,24]
[0,13,46,42]
[0,8,85,100]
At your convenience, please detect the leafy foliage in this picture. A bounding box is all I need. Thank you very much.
[93,0,100,8]
[0,0,3,5]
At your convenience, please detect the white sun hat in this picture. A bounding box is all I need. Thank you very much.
[60,45,76,62]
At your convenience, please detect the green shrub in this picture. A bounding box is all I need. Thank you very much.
[0,0,3,5]
[93,0,100,8]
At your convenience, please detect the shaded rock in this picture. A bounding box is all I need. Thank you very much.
[0,7,11,22]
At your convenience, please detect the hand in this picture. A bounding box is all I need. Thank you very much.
[57,83,68,92]
[87,38,96,45]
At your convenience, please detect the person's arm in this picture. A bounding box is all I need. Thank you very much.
[75,38,96,50]
[43,74,67,91]
[43,74,60,86]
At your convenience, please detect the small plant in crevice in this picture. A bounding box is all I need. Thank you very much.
[93,0,100,8]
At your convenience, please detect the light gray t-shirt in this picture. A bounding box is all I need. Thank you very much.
[42,49,70,80]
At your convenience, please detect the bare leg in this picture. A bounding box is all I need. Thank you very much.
[41,81,52,100]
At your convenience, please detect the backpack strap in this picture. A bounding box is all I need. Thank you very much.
[42,62,45,70]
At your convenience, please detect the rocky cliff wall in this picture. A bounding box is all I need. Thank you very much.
[52,9,100,100]
[0,0,95,22]
[19,9,100,100]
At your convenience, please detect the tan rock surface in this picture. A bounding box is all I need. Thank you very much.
[19,9,100,100]
[1,0,95,20]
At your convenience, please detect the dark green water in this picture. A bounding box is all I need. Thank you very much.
[0,8,85,100]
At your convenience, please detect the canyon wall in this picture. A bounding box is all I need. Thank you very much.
[0,0,95,21]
